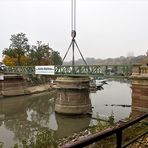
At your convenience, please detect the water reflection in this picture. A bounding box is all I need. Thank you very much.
[0,91,91,147]
[55,113,91,139]
[0,92,55,146]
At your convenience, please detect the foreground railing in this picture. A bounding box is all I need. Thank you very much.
[62,113,148,148]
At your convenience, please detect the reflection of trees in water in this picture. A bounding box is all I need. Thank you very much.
[26,92,56,114]
[4,119,38,141]
[0,91,56,142]
[0,91,91,145]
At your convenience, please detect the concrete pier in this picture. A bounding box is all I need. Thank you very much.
[55,76,92,115]
[130,55,148,117]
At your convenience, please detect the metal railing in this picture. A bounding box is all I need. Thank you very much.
[2,65,132,77]
[61,113,148,148]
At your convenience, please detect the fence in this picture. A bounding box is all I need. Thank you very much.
[62,113,148,148]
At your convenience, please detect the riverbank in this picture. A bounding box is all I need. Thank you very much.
[0,83,53,97]
[59,116,148,147]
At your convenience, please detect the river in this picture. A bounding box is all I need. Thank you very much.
[0,79,131,147]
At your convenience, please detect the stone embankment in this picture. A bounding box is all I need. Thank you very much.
[1,83,52,97]
[0,74,55,97]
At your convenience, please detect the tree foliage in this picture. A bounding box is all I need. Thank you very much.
[50,51,62,65]
[3,55,16,66]
[64,55,147,65]
[28,41,62,65]
[2,33,62,66]
[3,55,29,66]
[28,41,52,65]
[3,33,29,66]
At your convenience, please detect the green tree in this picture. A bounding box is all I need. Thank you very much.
[28,41,62,65]
[3,33,29,66]
[28,41,53,65]
[50,51,62,65]
[3,33,62,66]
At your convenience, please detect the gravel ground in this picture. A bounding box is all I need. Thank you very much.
[127,136,148,148]
[59,130,148,148]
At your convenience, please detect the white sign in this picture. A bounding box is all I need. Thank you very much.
[35,66,55,75]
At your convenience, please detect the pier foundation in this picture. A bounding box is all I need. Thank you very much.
[55,76,92,115]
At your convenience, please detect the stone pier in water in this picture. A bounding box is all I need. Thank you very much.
[55,76,92,114]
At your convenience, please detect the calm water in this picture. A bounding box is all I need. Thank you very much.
[91,79,131,120]
[0,79,132,147]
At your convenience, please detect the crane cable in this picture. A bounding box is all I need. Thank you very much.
[62,0,87,65]
[71,0,76,31]
[71,0,76,38]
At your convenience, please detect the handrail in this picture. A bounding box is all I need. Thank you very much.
[61,113,148,148]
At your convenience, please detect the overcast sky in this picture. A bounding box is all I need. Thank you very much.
[0,0,148,61]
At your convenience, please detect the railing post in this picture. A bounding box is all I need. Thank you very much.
[105,66,108,76]
[116,130,122,148]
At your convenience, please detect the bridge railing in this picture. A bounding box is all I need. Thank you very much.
[53,65,132,76]
[55,65,103,75]
[61,113,148,148]
[4,66,35,74]
[3,65,132,77]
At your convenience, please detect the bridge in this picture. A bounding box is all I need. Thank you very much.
[3,64,132,77]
